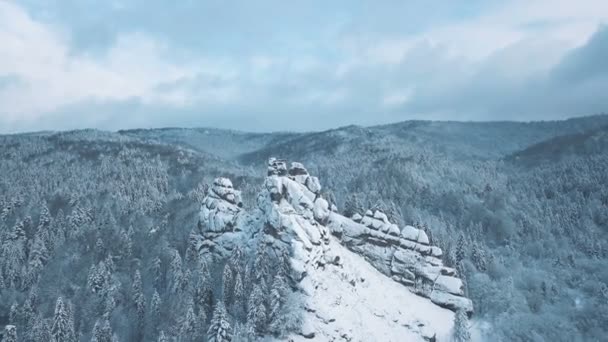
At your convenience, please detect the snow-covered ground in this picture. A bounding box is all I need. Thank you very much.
[291,236,455,342]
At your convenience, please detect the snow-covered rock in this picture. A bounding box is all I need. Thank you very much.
[328,210,473,314]
[199,177,242,233]
[255,159,459,341]
[196,177,250,259]
[197,158,473,340]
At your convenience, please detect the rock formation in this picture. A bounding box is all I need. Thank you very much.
[329,209,473,313]
[196,158,473,340]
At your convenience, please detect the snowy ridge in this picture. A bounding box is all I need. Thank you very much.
[198,158,467,341]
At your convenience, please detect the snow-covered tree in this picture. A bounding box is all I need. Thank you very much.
[91,316,113,342]
[268,274,289,336]
[232,271,246,320]
[30,315,52,342]
[169,250,184,294]
[343,193,363,217]
[180,301,200,342]
[195,263,214,317]
[150,289,162,334]
[207,301,232,342]
[247,284,267,335]
[132,270,145,339]
[452,309,471,342]
[455,234,467,264]
[51,297,74,342]
[9,302,20,326]
[3,325,17,342]
[471,242,487,272]
[222,263,234,306]
[253,242,270,287]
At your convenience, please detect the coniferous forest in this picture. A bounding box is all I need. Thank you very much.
[1,115,608,341]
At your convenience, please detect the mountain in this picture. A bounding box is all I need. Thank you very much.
[507,124,608,166]
[1,114,608,341]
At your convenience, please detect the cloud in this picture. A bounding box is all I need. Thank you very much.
[0,1,234,130]
[1,0,608,133]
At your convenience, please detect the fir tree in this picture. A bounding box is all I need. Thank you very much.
[207,301,232,342]
[150,289,162,334]
[180,301,198,342]
[30,315,51,342]
[195,262,214,317]
[91,316,113,342]
[132,270,146,339]
[9,302,20,326]
[344,193,363,217]
[51,297,73,342]
[455,234,467,264]
[452,309,471,342]
[169,250,184,294]
[268,274,289,336]
[232,271,246,320]
[222,263,234,306]
[247,284,267,335]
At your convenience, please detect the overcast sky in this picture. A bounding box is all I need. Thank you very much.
[1,0,607,133]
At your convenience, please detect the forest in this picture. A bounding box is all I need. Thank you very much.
[1,115,608,341]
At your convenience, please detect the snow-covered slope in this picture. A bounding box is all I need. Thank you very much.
[291,237,455,341]
[197,158,469,341]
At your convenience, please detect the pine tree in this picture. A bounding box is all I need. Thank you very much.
[51,297,73,342]
[452,309,471,342]
[268,274,289,336]
[28,231,49,272]
[91,316,113,342]
[344,193,363,217]
[66,300,77,342]
[387,201,404,226]
[180,301,198,342]
[471,242,487,272]
[9,302,20,326]
[195,262,214,317]
[222,263,234,306]
[455,234,467,264]
[151,256,163,290]
[232,271,246,320]
[247,284,267,335]
[22,296,36,334]
[253,242,269,287]
[132,270,145,339]
[30,315,51,342]
[207,301,232,342]
[169,250,184,295]
[3,325,17,342]
[150,289,162,335]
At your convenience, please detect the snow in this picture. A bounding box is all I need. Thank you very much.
[434,275,465,296]
[202,159,473,341]
[290,236,455,342]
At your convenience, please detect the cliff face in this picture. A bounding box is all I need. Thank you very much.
[197,158,473,341]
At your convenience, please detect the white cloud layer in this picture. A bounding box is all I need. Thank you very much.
[0,0,607,132]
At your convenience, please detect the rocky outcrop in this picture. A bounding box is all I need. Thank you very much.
[196,177,247,259]
[256,159,457,341]
[197,158,471,340]
[199,177,242,233]
[328,210,473,313]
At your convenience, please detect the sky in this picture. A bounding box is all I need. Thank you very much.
[1,0,607,133]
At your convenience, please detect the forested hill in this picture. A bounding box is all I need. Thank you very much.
[1,114,608,341]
